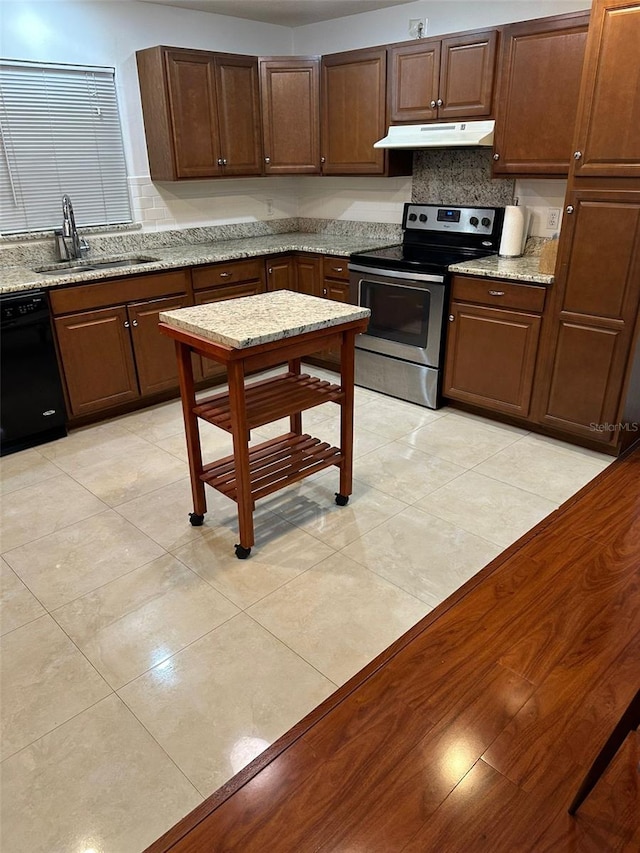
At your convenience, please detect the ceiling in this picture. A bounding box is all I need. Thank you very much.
[138,0,414,28]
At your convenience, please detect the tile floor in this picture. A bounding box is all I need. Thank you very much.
[0,368,613,853]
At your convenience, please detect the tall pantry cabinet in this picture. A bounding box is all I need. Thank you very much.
[532,0,640,450]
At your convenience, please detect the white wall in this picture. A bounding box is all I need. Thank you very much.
[293,0,591,54]
[0,1,294,230]
[0,1,582,234]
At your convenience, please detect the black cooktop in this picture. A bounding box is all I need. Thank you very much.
[349,243,493,275]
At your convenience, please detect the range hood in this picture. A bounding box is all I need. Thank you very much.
[374,120,495,149]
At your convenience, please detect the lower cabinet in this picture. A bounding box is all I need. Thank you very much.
[192,259,266,380]
[444,275,546,418]
[51,272,190,418]
[265,256,296,291]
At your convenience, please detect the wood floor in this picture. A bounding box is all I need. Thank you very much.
[147,447,640,853]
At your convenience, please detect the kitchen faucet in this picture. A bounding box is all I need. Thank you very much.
[56,194,89,260]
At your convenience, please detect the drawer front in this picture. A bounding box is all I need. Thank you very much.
[451,275,546,313]
[192,259,264,290]
[194,280,266,304]
[322,256,349,281]
[49,270,189,315]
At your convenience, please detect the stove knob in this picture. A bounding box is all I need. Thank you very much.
[408,213,417,221]
[419,213,428,223]
[470,216,479,227]
[481,217,491,227]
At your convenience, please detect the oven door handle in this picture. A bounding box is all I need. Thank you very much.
[348,264,445,285]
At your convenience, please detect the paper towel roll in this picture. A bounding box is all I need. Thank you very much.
[499,205,526,257]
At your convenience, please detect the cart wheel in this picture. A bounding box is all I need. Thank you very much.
[189,512,205,527]
[335,493,349,506]
[235,544,252,560]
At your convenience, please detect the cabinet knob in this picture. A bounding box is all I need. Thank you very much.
[124,320,130,328]
[264,157,270,164]
[268,267,273,274]
[566,205,575,214]
[323,287,327,296]
[217,158,224,166]
[222,158,228,166]
[430,100,437,109]
[436,98,443,107]
[448,314,454,322]
[493,153,500,161]
[488,290,505,297]
[131,319,138,327]
[320,156,325,164]
[573,151,582,160]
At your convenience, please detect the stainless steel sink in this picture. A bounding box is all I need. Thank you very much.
[33,256,160,275]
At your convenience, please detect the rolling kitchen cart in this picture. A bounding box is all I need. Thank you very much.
[159,290,370,558]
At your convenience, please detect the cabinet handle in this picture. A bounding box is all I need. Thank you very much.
[430,100,437,109]
[436,98,443,107]
[488,290,505,296]
[219,271,232,278]
[573,151,582,160]
[566,205,574,214]
[124,320,130,328]
[264,156,270,164]
[331,266,343,272]
[493,153,500,161]
[448,314,454,321]
[131,319,138,327]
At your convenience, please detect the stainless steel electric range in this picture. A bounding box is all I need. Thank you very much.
[348,202,505,409]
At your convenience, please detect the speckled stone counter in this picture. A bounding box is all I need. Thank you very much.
[160,290,371,349]
[0,232,397,295]
[449,253,554,285]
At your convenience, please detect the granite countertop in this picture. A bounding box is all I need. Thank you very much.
[160,290,371,349]
[0,233,396,295]
[449,253,554,285]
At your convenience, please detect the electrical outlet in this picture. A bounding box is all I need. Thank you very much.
[409,18,427,38]
[547,208,561,230]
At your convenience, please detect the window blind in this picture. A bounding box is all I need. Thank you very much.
[0,60,132,234]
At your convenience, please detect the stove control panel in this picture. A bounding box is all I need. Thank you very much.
[403,204,500,237]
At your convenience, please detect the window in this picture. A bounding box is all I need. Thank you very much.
[0,60,131,235]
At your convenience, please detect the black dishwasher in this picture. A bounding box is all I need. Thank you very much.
[1,290,67,456]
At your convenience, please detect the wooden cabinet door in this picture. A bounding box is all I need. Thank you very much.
[215,54,263,175]
[492,13,589,175]
[266,256,297,291]
[54,306,139,417]
[572,1,640,179]
[534,192,640,441]
[295,255,322,296]
[387,40,440,123]
[260,57,320,174]
[444,302,541,417]
[128,295,189,397]
[439,30,497,119]
[321,48,387,175]
[164,49,223,179]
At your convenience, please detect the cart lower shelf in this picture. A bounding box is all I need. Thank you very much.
[200,432,343,503]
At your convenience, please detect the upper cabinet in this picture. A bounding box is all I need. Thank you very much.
[388,29,498,123]
[321,47,388,175]
[136,46,262,180]
[571,1,640,178]
[492,12,590,176]
[259,57,321,175]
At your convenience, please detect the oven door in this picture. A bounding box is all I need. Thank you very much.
[349,264,446,368]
